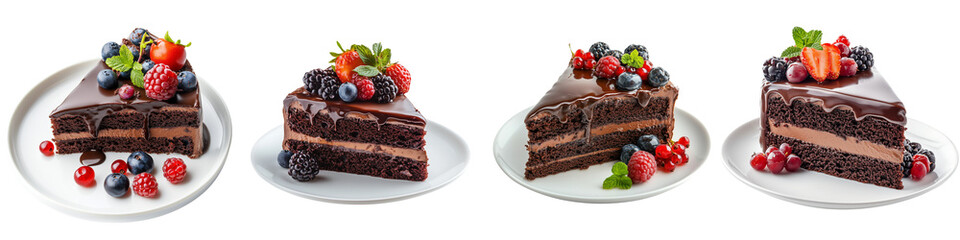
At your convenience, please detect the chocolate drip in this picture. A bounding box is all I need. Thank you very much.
[761,68,906,125]
[284,87,426,127]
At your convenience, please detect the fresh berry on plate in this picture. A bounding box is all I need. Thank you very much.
[39,140,54,156]
[177,71,198,92]
[912,154,931,172]
[647,67,669,87]
[615,72,642,91]
[910,161,927,181]
[97,69,118,89]
[288,152,319,182]
[127,151,154,175]
[918,149,936,172]
[778,143,792,156]
[750,152,767,171]
[277,150,293,168]
[636,134,659,153]
[117,84,136,100]
[143,63,178,100]
[103,173,129,198]
[162,158,187,184]
[132,172,158,198]
[355,78,375,101]
[620,144,640,164]
[839,57,858,77]
[384,63,411,95]
[338,82,358,102]
[150,32,190,71]
[655,144,673,161]
[627,151,656,184]
[671,144,686,156]
[766,149,787,174]
[785,154,802,172]
[74,166,95,187]
[663,157,677,172]
[111,159,127,174]
[101,42,121,61]
[785,62,808,83]
[676,136,690,148]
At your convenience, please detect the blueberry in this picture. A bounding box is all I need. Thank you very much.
[616,73,642,91]
[278,150,293,168]
[103,173,129,198]
[142,44,152,60]
[97,69,117,89]
[338,82,358,102]
[129,28,148,45]
[621,144,640,163]
[177,71,198,92]
[119,69,131,79]
[101,42,121,60]
[647,67,670,87]
[128,45,141,62]
[127,151,154,175]
[142,59,155,74]
[637,134,660,153]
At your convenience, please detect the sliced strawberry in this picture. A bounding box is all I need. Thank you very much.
[801,47,827,82]
[335,50,364,83]
[821,43,841,80]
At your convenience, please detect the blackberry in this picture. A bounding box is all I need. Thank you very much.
[849,46,874,72]
[906,141,922,155]
[901,152,914,178]
[589,42,610,62]
[303,68,340,100]
[371,74,398,103]
[605,50,623,63]
[624,44,649,61]
[762,57,788,82]
[919,149,936,171]
[288,152,319,182]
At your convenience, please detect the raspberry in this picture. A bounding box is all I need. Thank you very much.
[132,172,158,198]
[163,158,187,184]
[143,63,178,100]
[750,153,767,171]
[288,152,319,182]
[385,63,411,95]
[355,78,375,101]
[594,56,621,79]
[627,151,656,184]
[371,74,398,103]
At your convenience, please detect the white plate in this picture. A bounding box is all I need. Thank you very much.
[722,118,957,209]
[251,121,468,203]
[493,107,711,203]
[8,60,233,221]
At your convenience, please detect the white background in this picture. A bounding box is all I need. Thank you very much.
[2,0,958,239]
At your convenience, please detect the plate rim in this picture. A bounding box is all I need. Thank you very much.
[493,106,711,203]
[8,59,234,221]
[721,117,958,209]
[250,119,469,204]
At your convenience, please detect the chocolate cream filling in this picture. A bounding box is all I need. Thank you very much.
[767,121,902,163]
[527,118,672,152]
[283,124,428,162]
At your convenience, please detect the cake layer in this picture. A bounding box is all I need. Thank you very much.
[526,148,617,180]
[284,139,428,181]
[525,124,671,179]
[53,134,201,158]
[283,124,427,162]
[526,96,675,143]
[764,133,903,189]
[763,95,905,149]
[761,68,905,125]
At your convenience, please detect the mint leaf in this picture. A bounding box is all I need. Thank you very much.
[602,175,618,189]
[792,27,806,47]
[612,162,628,175]
[353,45,376,66]
[805,30,822,46]
[130,62,144,88]
[372,42,382,55]
[353,65,380,77]
[810,44,823,50]
[105,56,129,72]
[781,46,803,58]
[617,175,633,189]
[118,45,133,67]
[620,50,645,68]
[379,48,392,66]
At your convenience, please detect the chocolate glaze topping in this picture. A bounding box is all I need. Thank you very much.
[761,68,906,125]
[284,87,426,126]
[526,67,677,123]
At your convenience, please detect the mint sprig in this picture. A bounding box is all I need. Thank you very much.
[105,44,145,87]
[351,42,393,77]
[602,162,632,190]
[620,50,645,69]
[781,27,823,58]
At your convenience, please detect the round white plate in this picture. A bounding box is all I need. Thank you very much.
[493,107,710,203]
[722,118,957,209]
[251,121,468,204]
[9,60,233,221]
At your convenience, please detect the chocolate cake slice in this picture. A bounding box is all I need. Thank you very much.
[282,88,428,181]
[524,67,678,179]
[761,68,906,189]
[50,61,204,158]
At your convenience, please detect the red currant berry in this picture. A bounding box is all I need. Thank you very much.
[779,143,792,156]
[663,158,677,172]
[681,152,690,164]
[39,140,54,156]
[911,161,928,181]
[573,57,584,69]
[750,153,767,171]
[766,150,786,174]
[111,159,128,174]
[655,144,673,160]
[627,67,637,74]
[74,166,95,187]
[835,35,850,47]
[670,153,682,165]
[575,49,585,58]
[614,65,625,77]
[672,144,686,156]
[676,136,690,148]
[583,52,594,61]
[765,146,778,155]
[585,60,595,69]
[785,154,802,172]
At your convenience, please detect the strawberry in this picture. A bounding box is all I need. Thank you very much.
[335,51,363,83]
[800,46,841,83]
[385,63,411,95]
[821,43,841,80]
[149,32,190,71]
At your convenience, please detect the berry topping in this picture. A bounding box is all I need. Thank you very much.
[102,42,121,61]
[839,57,858,77]
[303,68,340,100]
[785,154,802,172]
[800,46,840,82]
[177,71,198,92]
[288,152,319,182]
[620,144,640,164]
[97,69,118,89]
[132,173,158,198]
[39,140,54,156]
[117,84,137,100]
[750,153,767,171]
[103,173,129,198]
[338,82,358,102]
[676,136,690,148]
[162,158,187,184]
[763,57,788,82]
[911,161,928,181]
[786,62,808,83]
[141,59,155,73]
[604,50,623,63]
[143,63,178,100]
[627,151,657,184]
[371,74,398,103]
[594,56,622,79]
[834,35,850,47]
[766,149,786,174]
[636,134,660,154]
[277,150,293,168]
[647,67,669,87]
[834,42,850,57]
[332,48,363,83]
[615,73,642,91]
[127,45,142,62]
[589,42,610,64]
[111,159,127,174]
[129,28,150,46]
[624,44,649,61]
[385,63,411,95]
[149,32,190,71]
[127,151,154,175]
[74,166,95,187]
[849,46,874,72]
[355,78,375,101]
[655,144,672,160]
[778,143,792,156]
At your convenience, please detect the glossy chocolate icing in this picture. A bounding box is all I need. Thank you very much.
[284,87,426,126]
[761,68,906,125]
[49,61,201,136]
[526,67,677,122]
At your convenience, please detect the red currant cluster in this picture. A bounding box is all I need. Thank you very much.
[749,143,802,174]
[654,136,692,172]
[570,48,596,70]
